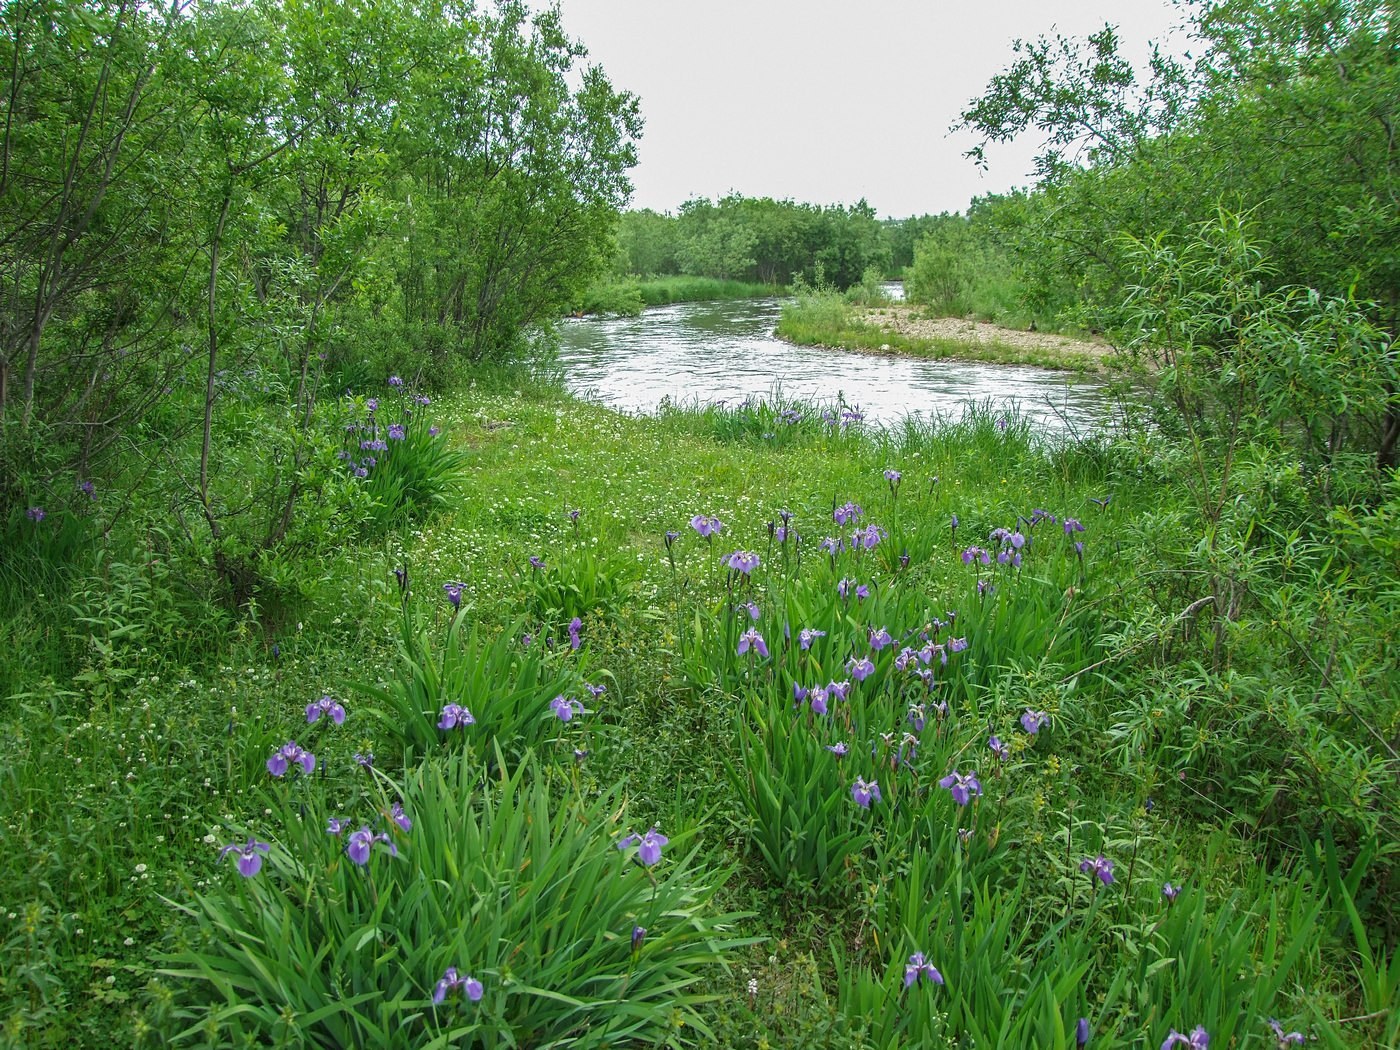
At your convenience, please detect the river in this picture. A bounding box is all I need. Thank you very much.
[555,294,1111,435]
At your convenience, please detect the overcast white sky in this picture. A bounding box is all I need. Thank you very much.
[548,0,1193,218]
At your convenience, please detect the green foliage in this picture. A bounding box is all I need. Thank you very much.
[958,0,1400,466]
[162,750,747,1048]
[616,195,891,290]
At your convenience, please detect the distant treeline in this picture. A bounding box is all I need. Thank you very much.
[611,197,938,290]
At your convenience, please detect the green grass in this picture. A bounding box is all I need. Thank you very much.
[0,381,1393,1048]
[776,290,1107,373]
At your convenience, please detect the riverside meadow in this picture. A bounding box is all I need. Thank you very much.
[3,0,1398,1046]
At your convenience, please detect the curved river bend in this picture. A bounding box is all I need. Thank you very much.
[555,296,1111,435]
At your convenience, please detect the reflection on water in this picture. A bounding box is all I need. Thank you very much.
[556,298,1110,435]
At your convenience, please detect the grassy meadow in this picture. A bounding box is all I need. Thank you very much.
[1,371,1395,1049]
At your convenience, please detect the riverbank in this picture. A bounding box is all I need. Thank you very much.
[575,275,778,316]
[778,297,1114,373]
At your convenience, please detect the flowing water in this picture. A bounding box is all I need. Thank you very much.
[555,295,1111,435]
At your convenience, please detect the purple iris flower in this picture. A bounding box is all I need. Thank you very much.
[568,508,581,523]
[827,680,851,702]
[346,825,396,865]
[737,627,769,658]
[855,584,870,601]
[585,682,606,699]
[415,394,430,407]
[726,550,760,574]
[851,777,881,808]
[387,423,406,440]
[306,696,347,725]
[948,637,968,653]
[1267,1020,1304,1047]
[428,426,439,437]
[219,837,270,877]
[366,398,378,412]
[869,627,893,650]
[1077,1018,1091,1047]
[631,925,647,951]
[821,536,844,557]
[26,507,45,522]
[907,704,927,732]
[1162,882,1181,901]
[327,817,352,835]
[568,616,582,650]
[664,529,681,549]
[846,657,875,682]
[837,577,855,599]
[894,647,918,672]
[798,628,825,650]
[528,555,545,570]
[938,771,983,806]
[390,802,412,832]
[388,375,403,387]
[443,582,464,609]
[1160,1026,1209,1050]
[690,514,722,537]
[1021,709,1048,735]
[1080,855,1115,885]
[903,952,944,988]
[833,501,863,525]
[78,480,96,499]
[827,742,848,756]
[962,546,991,565]
[432,967,483,1005]
[884,469,901,485]
[354,752,374,769]
[437,703,475,730]
[989,735,1010,761]
[1064,518,1086,535]
[267,741,315,777]
[550,695,584,721]
[853,524,886,550]
[806,686,829,716]
[617,826,668,866]
[743,601,761,620]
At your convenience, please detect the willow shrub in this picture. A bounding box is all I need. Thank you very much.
[162,749,747,1048]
